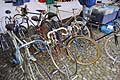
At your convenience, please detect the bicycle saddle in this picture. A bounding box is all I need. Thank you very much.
[31,16,40,21]
[46,12,57,19]
[5,10,11,14]
[53,4,61,8]
[36,10,45,13]
[5,24,15,31]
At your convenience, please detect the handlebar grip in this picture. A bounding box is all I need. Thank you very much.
[57,27,68,35]
[72,8,78,11]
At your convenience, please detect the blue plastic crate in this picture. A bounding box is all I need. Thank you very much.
[100,22,115,34]
[118,9,120,18]
[100,25,113,34]
[91,6,119,24]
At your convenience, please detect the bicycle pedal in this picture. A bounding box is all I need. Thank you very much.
[71,75,79,80]
[29,55,36,61]
[50,69,59,76]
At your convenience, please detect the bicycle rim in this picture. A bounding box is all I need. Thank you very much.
[72,22,91,37]
[49,44,77,79]
[32,41,67,80]
[21,47,51,80]
[81,25,91,37]
[105,34,120,63]
[21,55,52,80]
[67,36,100,65]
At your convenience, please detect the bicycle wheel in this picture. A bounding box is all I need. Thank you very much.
[20,49,51,80]
[30,38,70,79]
[69,21,91,38]
[74,22,91,37]
[29,37,68,79]
[81,25,91,37]
[16,40,52,80]
[48,43,78,80]
[13,14,26,25]
[67,36,100,65]
[105,34,120,63]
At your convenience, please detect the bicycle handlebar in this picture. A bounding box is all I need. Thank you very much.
[16,5,41,16]
[19,40,46,49]
[47,27,68,39]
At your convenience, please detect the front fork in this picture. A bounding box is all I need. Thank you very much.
[113,26,118,46]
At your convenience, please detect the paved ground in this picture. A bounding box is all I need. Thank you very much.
[0,28,120,80]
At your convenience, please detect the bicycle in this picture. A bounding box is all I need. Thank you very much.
[5,25,52,80]
[104,20,120,64]
[14,5,75,79]
[59,8,91,37]
[4,12,52,80]
[0,10,18,54]
[41,8,101,65]
[14,40,52,80]
[35,24,101,79]
[32,26,79,79]
[0,33,12,54]
[48,3,91,38]
[15,4,101,78]
[15,5,63,39]
[5,8,75,79]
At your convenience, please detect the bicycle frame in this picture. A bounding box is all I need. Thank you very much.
[7,28,51,80]
[104,21,120,64]
[45,27,78,77]
[15,39,51,80]
[15,5,49,29]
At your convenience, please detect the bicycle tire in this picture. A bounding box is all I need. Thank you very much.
[20,50,52,80]
[73,22,91,38]
[66,36,101,65]
[18,40,52,80]
[29,38,69,79]
[48,43,77,80]
[105,34,120,63]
